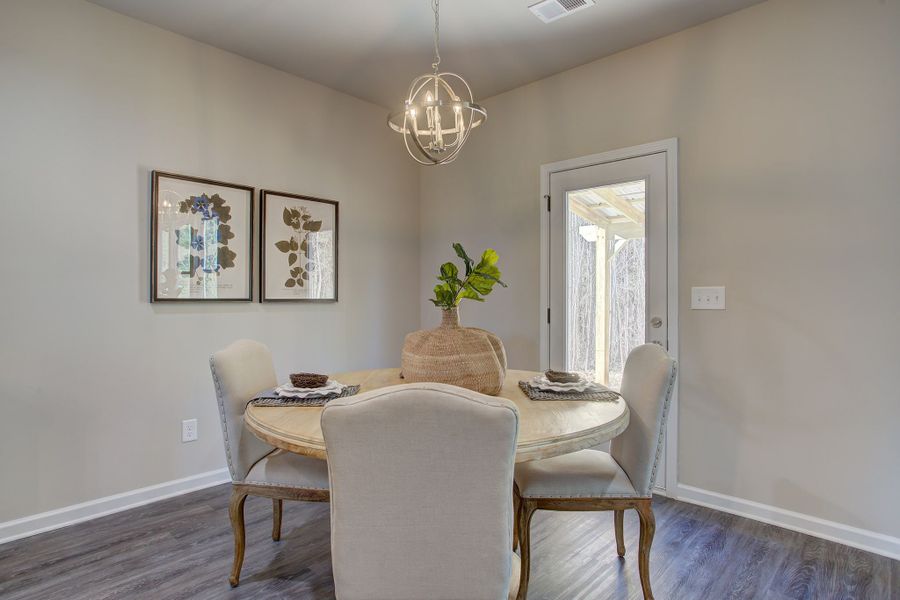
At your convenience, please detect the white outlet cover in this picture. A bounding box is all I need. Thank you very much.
[182,418,198,442]
[691,286,726,310]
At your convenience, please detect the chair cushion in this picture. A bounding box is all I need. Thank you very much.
[244,450,329,490]
[514,449,638,499]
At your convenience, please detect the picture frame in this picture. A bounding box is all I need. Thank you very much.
[151,171,254,302]
[260,190,339,302]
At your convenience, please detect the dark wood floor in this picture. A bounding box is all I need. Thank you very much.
[0,484,895,599]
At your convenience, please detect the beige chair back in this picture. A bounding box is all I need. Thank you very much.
[610,343,677,496]
[321,383,519,600]
[210,339,276,482]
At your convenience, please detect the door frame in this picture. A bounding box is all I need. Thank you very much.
[538,138,679,494]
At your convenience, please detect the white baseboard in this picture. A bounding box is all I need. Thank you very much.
[674,483,900,560]
[0,468,230,546]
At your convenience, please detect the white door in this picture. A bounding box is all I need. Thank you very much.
[543,144,676,491]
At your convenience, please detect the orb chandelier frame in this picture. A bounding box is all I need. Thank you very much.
[387,0,486,166]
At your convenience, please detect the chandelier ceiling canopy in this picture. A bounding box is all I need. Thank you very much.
[387,0,486,166]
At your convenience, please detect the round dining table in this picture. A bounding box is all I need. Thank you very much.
[245,368,629,463]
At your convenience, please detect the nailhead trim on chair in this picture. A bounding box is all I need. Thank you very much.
[647,361,678,492]
[209,356,237,483]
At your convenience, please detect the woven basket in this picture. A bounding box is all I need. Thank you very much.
[401,306,507,396]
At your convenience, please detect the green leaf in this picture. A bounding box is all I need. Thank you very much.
[439,262,458,281]
[274,240,291,253]
[476,248,499,269]
[289,237,299,251]
[459,287,484,302]
[432,282,454,308]
[473,264,507,288]
[452,243,473,276]
[283,208,293,227]
[291,267,302,277]
[467,274,495,295]
[303,220,323,232]
[285,279,295,288]
[288,253,297,265]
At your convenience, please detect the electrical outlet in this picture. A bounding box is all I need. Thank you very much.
[691,286,726,310]
[182,419,198,443]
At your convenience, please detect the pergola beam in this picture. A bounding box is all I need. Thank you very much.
[591,188,645,225]
[568,194,612,227]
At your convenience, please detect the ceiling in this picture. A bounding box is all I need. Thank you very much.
[88,0,765,109]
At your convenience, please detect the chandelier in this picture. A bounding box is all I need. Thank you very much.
[387,0,486,166]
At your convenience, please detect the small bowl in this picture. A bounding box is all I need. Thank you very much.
[290,373,329,388]
[545,369,582,384]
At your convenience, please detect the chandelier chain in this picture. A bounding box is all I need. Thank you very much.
[431,0,441,73]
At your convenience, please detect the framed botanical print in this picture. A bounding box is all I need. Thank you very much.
[260,190,338,302]
[151,171,254,301]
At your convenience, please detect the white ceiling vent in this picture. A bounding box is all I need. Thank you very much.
[528,0,595,24]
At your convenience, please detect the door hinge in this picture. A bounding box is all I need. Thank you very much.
[545,195,551,212]
[547,307,551,323]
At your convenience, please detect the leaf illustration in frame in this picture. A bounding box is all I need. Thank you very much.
[218,224,234,245]
[218,245,236,269]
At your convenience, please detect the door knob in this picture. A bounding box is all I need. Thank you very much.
[650,316,663,328]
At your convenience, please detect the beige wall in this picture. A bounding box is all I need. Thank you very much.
[0,0,419,521]
[420,0,900,536]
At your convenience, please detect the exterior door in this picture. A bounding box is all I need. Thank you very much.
[544,146,675,489]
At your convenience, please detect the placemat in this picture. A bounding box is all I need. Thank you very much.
[249,384,361,407]
[519,381,621,402]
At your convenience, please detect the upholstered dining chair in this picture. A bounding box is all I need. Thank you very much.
[513,343,677,600]
[210,339,330,587]
[321,383,520,600]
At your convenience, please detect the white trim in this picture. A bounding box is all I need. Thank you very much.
[0,468,230,546]
[539,138,679,492]
[663,139,679,494]
[675,483,900,560]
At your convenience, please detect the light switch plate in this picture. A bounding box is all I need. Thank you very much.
[691,286,725,310]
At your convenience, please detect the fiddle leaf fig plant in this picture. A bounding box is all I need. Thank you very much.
[430,243,507,309]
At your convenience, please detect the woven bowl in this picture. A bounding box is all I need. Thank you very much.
[290,373,329,388]
[545,369,582,384]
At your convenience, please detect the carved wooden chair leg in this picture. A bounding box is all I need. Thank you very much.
[516,501,537,600]
[614,509,626,557]
[635,500,656,600]
[228,488,249,587]
[272,498,283,541]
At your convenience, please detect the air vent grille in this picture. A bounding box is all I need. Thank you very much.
[528,0,594,24]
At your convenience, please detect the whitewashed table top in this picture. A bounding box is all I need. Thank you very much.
[244,368,630,463]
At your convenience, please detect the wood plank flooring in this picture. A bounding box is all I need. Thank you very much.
[0,485,895,599]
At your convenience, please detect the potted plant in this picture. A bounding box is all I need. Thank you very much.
[401,243,509,395]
